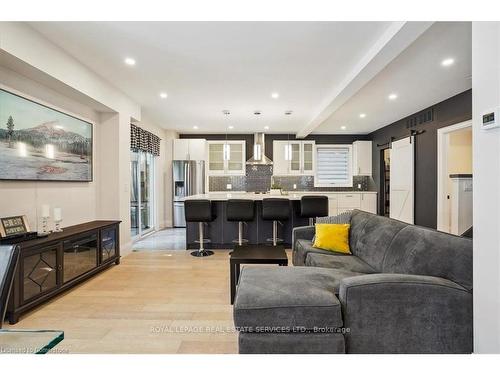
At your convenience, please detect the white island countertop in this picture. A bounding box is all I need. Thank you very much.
[183,191,377,201]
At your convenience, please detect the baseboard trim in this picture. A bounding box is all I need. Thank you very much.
[121,240,133,258]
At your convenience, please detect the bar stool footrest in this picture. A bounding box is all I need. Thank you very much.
[191,250,214,257]
[232,239,249,244]
[266,238,284,243]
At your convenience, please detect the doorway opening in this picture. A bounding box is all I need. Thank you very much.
[130,150,156,240]
[380,148,391,217]
[437,121,472,235]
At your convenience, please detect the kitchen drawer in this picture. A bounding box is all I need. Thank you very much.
[338,193,361,208]
[338,207,357,215]
[327,197,338,216]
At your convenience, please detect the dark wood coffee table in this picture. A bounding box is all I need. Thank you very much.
[230,244,288,304]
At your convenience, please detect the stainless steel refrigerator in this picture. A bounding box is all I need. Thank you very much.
[173,160,205,227]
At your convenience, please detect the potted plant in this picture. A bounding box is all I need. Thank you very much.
[270,182,282,195]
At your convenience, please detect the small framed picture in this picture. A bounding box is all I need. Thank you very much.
[0,215,31,238]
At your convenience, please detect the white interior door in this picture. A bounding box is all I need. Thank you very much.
[390,137,414,224]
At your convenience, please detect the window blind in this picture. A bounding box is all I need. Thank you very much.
[316,146,351,186]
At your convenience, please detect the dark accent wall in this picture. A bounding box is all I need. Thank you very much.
[179,133,371,161]
[369,89,472,229]
[180,89,472,229]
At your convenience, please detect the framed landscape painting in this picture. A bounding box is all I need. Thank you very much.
[0,89,93,181]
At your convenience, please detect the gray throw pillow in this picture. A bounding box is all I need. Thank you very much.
[316,210,352,224]
[312,210,353,242]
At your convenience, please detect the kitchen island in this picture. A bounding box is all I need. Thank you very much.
[183,191,377,249]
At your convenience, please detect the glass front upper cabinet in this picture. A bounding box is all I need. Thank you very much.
[290,142,301,173]
[227,142,244,172]
[207,141,246,175]
[208,143,225,172]
[302,142,314,173]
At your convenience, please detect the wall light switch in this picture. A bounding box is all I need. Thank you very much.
[293,184,297,190]
[226,183,232,190]
[357,183,362,190]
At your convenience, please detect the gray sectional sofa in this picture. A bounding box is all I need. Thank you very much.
[233,210,473,354]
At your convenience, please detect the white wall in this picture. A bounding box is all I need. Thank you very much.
[0,66,176,256]
[0,66,99,231]
[0,22,140,120]
[448,128,472,174]
[472,22,500,353]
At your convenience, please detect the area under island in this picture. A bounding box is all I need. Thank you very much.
[183,191,377,249]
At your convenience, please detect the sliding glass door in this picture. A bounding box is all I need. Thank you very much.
[130,150,155,239]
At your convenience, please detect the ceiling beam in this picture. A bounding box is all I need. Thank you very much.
[296,21,434,138]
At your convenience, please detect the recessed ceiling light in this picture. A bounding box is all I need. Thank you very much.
[124,57,136,66]
[441,58,455,67]
[340,126,347,130]
[271,92,279,99]
[228,125,234,130]
[159,92,168,99]
[359,113,366,118]
[388,93,398,100]
[193,126,199,130]
[264,126,270,130]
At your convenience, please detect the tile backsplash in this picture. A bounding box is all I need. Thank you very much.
[209,165,375,192]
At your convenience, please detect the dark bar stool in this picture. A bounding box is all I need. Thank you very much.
[185,199,216,257]
[262,198,290,246]
[226,199,255,246]
[300,195,329,225]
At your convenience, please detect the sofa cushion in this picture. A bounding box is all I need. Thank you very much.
[305,253,376,274]
[294,238,350,266]
[382,225,473,291]
[349,210,407,271]
[234,267,353,331]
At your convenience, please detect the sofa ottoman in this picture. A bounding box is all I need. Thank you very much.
[233,266,346,354]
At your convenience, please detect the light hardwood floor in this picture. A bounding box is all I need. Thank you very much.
[8,249,291,354]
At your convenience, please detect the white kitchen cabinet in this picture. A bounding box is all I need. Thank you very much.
[273,140,315,176]
[323,192,377,215]
[173,139,190,160]
[338,193,362,208]
[207,140,246,175]
[272,141,289,175]
[352,140,372,176]
[173,139,207,160]
[361,193,377,213]
[328,196,339,216]
[188,139,207,160]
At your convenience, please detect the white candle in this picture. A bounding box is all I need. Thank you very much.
[41,204,50,218]
[53,208,62,222]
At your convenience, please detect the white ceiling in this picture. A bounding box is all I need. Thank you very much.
[27,21,471,135]
[314,22,472,134]
[28,21,392,133]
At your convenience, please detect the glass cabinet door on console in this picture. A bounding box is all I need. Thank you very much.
[22,245,59,303]
[63,233,98,283]
[101,227,117,263]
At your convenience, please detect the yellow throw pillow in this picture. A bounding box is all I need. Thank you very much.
[313,223,351,254]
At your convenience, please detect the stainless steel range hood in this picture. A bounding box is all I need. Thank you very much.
[246,132,273,165]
